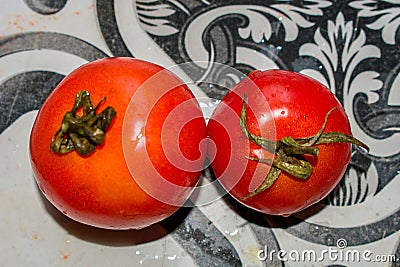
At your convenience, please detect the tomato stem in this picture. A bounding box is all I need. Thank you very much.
[240,94,369,200]
[50,90,116,156]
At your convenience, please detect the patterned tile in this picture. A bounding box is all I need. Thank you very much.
[0,0,399,266]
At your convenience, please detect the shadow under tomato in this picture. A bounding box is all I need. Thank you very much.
[34,175,192,246]
[222,191,326,229]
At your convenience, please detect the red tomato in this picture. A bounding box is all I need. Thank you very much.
[30,57,207,229]
[208,69,367,216]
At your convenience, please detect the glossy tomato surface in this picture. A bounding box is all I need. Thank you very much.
[30,57,207,229]
[208,70,352,216]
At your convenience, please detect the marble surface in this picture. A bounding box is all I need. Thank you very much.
[0,0,399,266]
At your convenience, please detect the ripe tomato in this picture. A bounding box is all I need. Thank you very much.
[30,57,207,229]
[208,70,368,216]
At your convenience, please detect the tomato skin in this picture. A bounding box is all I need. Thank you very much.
[29,57,207,229]
[208,70,352,216]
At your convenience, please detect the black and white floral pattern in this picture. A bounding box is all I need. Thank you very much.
[0,0,399,266]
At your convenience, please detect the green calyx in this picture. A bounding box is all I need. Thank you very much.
[240,94,369,200]
[50,90,116,156]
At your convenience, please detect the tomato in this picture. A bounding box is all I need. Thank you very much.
[208,69,368,216]
[29,57,207,230]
